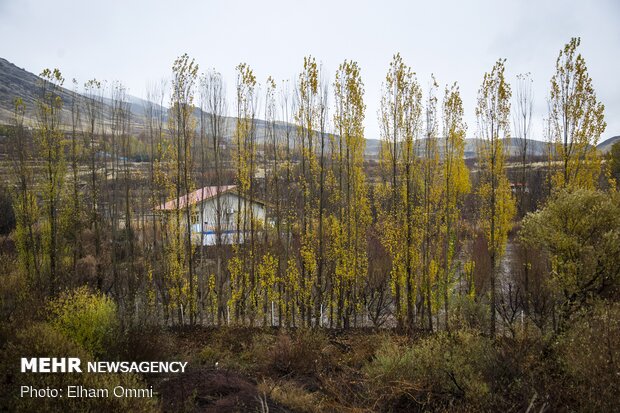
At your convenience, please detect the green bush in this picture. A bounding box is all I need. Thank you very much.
[449,295,490,332]
[520,189,620,328]
[48,287,119,358]
[555,300,620,412]
[365,330,496,411]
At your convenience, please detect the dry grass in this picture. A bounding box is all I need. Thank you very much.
[257,378,325,413]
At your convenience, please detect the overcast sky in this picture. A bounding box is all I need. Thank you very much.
[0,0,618,142]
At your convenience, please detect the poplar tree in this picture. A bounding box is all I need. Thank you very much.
[263,76,282,325]
[9,98,41,285]
[549,37,606,190]
[148,80,169,321]
[36,68,66,292]
[117,84,136,316]
[68,79,83,278]
[401,68,423,333]
[513,73,533,216]
[230,62,257,324]
[420,77,443,330]
[169,54,199,324]
[333,60,369,328]
[378,54,422,331]
[201,69,227,324]
[108,81,122,293]
[295,56,321,327]
[440,83,470,329]
[83,79,103,289]
[279,80,297,326]
[475,59,516,337]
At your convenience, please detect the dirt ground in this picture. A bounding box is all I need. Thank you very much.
[157,368,289,413]
[146,326,383,413]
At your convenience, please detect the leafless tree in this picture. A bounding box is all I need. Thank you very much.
[513,73,533,216]
[202,69,228,324]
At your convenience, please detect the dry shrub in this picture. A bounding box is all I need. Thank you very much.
[266,329,331,380]
[79,228,97,257]
[0,235,16,255]
[471,231,492,296]
[198,345,224,368]
[0,251,42,339]
[0,254,28,324]
[336,332,385,369]
[120,325,175,362]
[258,378,325,413]
[0,323,156,413]
[0,186,15,236]
[76,255,97,286]
[198,327,273,373]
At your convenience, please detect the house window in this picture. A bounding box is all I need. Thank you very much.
[225,207,235,224]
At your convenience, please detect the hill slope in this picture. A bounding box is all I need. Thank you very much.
[1,57,616,159]
[597,135,620,153]
[0,57,296,141]
[0,57,80,124]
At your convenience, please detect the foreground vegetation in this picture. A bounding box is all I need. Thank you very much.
[2,305,619,411]
[0,36,619,411]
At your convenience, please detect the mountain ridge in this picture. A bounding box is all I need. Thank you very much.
[1,57,616,158]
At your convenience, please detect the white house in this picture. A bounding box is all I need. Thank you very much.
[156,185,268,246]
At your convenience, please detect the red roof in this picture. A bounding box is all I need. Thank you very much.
[157,185,237,211]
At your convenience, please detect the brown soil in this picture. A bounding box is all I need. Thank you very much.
[157,367,290,413]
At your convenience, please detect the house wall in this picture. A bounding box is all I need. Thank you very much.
[190,192,267,246]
